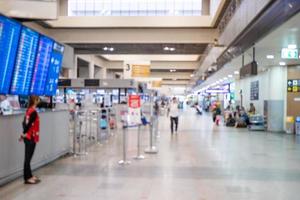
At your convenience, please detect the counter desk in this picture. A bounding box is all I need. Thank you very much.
[0,109,70,185]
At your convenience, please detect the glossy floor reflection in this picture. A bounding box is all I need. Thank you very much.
[1,108,300,200]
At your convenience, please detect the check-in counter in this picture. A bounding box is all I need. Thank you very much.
[0,109,70,185]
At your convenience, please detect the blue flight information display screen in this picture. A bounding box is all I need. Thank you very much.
[30,36,53,95]
[44,42,64,96]
[0,16,21,94]
[10,27,39,95]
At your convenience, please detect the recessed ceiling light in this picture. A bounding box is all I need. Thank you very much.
[266,55,274,59]
[288,44,297,49]
[109,47,114,51]
[234,71,239,75]
[169,47,176,51]
[103,47,108,51]
[228,74,233,78]
[279,61,286,66]
[164,47,170,51]
[170,69,176,72]
[190,74,194,77]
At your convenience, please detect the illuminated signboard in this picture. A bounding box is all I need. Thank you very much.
[281,48,298,59]
[30,35,54,95]
[10,27,39,95]
[0,15,21,94]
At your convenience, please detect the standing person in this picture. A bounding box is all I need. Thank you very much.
[19,96,41,184]
[167,97,179,134]
[215,105,222,126]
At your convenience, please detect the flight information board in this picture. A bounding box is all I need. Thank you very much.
[10,27,39,95]
[0,16,21,94]
[30,35,53,95]
[44,42,64,96]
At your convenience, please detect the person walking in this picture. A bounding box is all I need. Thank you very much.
[167,97,179,134]
[19,96,41,184]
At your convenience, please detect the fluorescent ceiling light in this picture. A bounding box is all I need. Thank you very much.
[288,44,297,49]
[170,69,176,72]
[169,47,176,51]
[228,74,233,78]
[224,77,228,80]
[234,71,239,75]
[109,47,114,51]
[279,61,286,66]
[103,47,108,51]
[164,47,170,51]
[266,55,274,59]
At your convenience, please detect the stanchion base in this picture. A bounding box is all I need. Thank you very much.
[73,152,88,157]
[118,160,131,165]
[144,146,158,154]
[134,155,145,160]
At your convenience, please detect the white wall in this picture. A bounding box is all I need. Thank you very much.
[235,66,286,113]
[71,55,108,79]
[234,66,287,132]
[159,86,186,96]
[235,71,268,114]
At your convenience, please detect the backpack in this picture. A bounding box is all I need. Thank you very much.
[100,119,107,129]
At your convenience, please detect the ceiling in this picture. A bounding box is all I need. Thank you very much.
[100,54,200,62]
[69,43,208,55]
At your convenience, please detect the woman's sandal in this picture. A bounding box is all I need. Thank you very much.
[32,176,41,181]
[24,180,39,184]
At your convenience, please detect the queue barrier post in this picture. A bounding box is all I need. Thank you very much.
[134,124,145,160]
[118,123,131,165]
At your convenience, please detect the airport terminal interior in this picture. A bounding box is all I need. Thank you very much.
[0,0,300,199]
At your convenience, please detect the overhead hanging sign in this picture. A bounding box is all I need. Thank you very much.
[281,48,298,59]
[151,80,162,88]
[132,65,150,77]
[127,95,141,126]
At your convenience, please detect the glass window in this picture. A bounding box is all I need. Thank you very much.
[68,0,202,16]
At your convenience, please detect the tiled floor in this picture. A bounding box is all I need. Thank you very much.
[1,108,300,200]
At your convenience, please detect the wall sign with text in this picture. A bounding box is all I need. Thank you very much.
[250,81,259,100]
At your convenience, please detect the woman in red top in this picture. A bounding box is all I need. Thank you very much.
[20,96,40,184]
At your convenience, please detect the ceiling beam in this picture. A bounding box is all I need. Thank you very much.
[48,28,218,44]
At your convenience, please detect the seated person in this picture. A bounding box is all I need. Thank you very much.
[226,113,236,127]
[235,110,249,128]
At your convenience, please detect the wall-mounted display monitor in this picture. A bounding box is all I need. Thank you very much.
[0,16,21,94]
[10,26,39,95]
[30,35,53,95]
[44,42,64,96]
